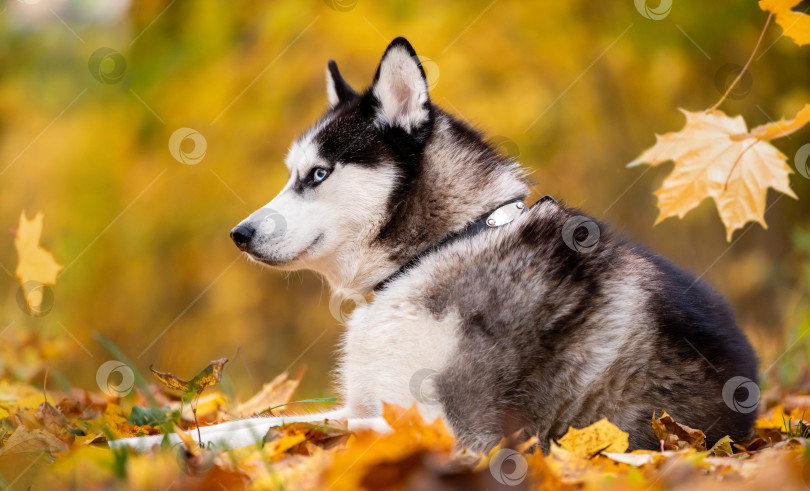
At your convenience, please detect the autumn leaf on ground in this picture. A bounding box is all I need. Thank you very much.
[650,410,706,451]
[150,358,227,399]
[12,211,62,313]
[235,371,300,417]
[557,418,629,456]
[0,425,69,456]
[708,435,734,456]
[629,108,799,240]
[759,0,810,46]
[323,404,456,490]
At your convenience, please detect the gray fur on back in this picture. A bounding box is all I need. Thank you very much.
[391,197,758,452]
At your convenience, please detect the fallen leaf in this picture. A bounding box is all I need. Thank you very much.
[150,358,228,398]
[235,371,300,417]
[13,211,62,311]
[629,109,797,240]
[759,0,810,46]
[35,401,70,437]
[544,442,606,485]
[323,404,455,490]
[709,435,734,457]
[0,425,69,455]
[557,418,629,455]
[650,410,706,451]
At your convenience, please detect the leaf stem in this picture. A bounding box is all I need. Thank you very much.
[194,398,202,447]
[707,13,773,113]
[724,139,760,191]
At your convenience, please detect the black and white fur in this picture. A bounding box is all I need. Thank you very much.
[112,38,758,453]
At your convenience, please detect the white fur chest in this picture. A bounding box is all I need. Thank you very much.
[337,280,461,422]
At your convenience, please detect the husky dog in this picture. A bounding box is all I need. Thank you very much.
[112,37,758,453]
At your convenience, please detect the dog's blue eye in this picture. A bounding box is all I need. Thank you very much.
[312,168,330,183]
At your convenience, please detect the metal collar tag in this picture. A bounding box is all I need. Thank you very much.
[486,200,526,227]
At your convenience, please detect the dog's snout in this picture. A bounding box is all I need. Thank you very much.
[230,224,255,251]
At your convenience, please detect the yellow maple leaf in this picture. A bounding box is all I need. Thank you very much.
[759,0,810,46]
[748,103,810,140]
[13,211,62,312]
[324,404,455,490]
[557,418,629,455]
[629,109,798,241]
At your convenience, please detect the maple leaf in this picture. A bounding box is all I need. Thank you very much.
[13,211,63,312]
[150,358,227,398]
[748,103,810,140]
[557,418,629,456]
[759,0,810,46]
[629,108,799,240]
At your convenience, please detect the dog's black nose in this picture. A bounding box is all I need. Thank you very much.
[230,224,255,251]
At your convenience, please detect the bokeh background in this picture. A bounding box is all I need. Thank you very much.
[1,0,809,403]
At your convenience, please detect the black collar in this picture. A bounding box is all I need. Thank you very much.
[373,196,554,292]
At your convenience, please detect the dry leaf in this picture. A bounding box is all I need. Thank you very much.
[150,358,227,397]
[0,425,69,455]
[323,404,455,491]
[544,442,606,485]
[13,211,62,310]
[629,109,797,240]
[650,410,706,451]
[35,401,70,437]
[759,0,810,46]
[709,435,734,457]
[234,371,300,417]
[557,418,629,455]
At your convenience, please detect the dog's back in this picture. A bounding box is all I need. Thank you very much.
[375,199,758,451]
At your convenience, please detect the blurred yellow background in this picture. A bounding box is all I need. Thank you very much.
[1,0,809,401]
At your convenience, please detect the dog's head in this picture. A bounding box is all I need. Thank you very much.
[231,38,433,284]
[231,37,529,292]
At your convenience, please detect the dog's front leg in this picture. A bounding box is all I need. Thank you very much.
[108,408,390,452]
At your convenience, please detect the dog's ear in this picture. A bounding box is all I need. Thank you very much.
[369,37,430,132]
[326,60,359,107]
